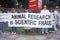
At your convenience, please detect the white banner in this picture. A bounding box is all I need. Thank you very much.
[8,13,53,28]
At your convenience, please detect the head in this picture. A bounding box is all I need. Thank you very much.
[11,8,16,13]
[0,10,2,13]
[0,8,3,13]
[25,9,28,12]
[20,9,26,13]
[55,6,59,11]
[43,5,47,9]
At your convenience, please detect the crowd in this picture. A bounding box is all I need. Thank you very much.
[41,5,60,34]
[0,5,60,35]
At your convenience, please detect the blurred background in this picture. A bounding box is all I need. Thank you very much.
[0,0,60,8]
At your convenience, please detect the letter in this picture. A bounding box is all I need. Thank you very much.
[32,21,36,25]
[15,20,22,25]
[45,21,51,25]
[38,21,41,25]
[10,21,13,25]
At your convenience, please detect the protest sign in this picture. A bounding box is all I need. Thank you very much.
[8,13,53,28]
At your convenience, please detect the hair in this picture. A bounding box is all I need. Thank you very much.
[0,8,4,12]
[11,8,16,12]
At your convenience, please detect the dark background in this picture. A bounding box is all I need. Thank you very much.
[0,0,60,8]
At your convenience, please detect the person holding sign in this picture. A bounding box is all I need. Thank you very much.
[11,8,17,34]
[54,6,59,31]
[23,9,32,34]
[49,7,55,32]
[41,5,49,34]
[0,8,8,33]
